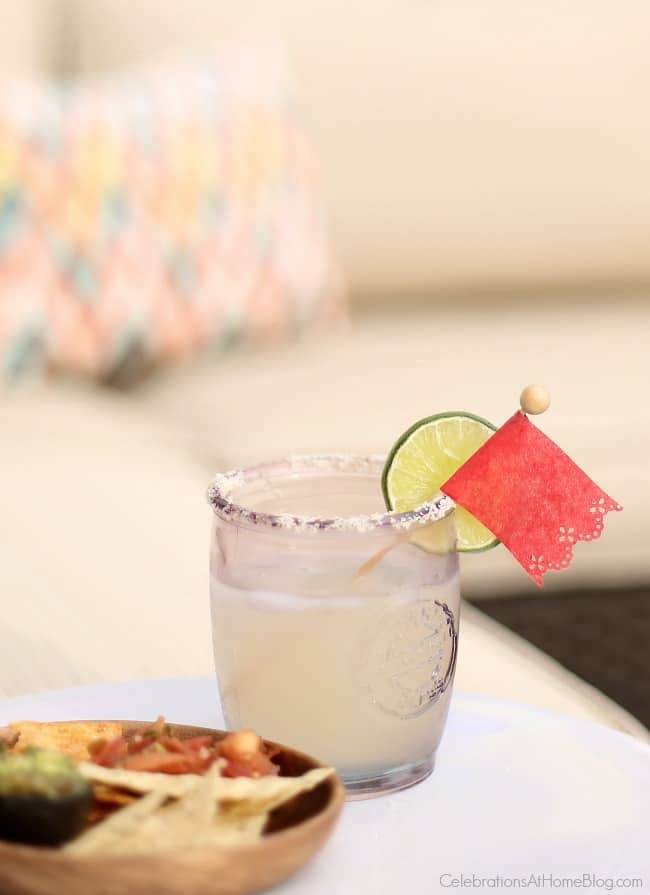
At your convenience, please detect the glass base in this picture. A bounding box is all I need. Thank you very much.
[342,755,435,800]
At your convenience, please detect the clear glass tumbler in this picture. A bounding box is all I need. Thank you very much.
[208,455,459,798]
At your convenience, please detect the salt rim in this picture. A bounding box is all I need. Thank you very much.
[206,453,455,534]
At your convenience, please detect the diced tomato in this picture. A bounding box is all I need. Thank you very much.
[156,737,183,754]
[250,751,280,776]
[92,736,128,768]
[184,736,214,752]
[221,759,255,778]
[218,731,261,761]
[188,752,219,774]
[122,751,204,774]
[127,734,154,756]
[221,751,279,778]
[157,736,194,755]
[109,717,277,778]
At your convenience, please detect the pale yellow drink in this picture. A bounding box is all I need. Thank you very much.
[208,456,459,796]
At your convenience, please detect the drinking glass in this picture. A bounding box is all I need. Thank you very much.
[208,455,459,797]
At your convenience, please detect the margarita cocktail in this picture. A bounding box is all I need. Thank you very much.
[208,455,459,797]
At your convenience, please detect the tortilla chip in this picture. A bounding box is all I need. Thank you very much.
[10,721,122,762]
[65,789,168,855]
[69,765,334,855]
[78,762,204,798]
[212,767,334,811]
[191,766,334,848]
[0,727,19,749]
[205,813,267,845]
[211,806,268,842]
[132,762,225,852]
[71,764,224,855]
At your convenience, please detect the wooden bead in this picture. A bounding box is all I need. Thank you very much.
[520,384,551,415]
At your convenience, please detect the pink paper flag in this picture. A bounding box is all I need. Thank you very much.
[442,411,622,586]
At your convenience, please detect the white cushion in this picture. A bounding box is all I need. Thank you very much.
[72,0,650,293]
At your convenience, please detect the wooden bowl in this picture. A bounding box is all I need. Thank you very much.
[0,721,346,895]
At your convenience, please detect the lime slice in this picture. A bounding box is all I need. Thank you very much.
[382,412,498,552]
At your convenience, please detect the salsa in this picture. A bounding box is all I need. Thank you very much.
[88,718,279,778]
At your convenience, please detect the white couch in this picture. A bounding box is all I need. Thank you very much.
[1,2,648,737]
